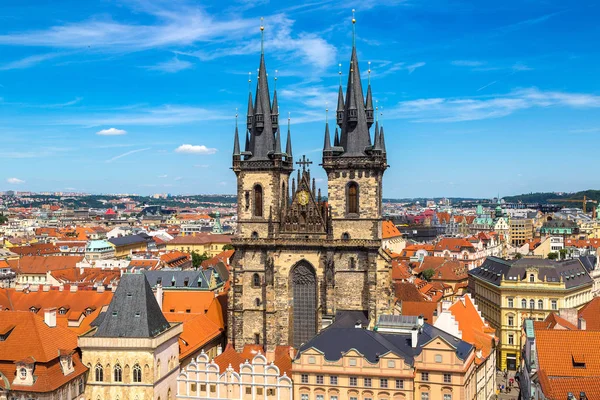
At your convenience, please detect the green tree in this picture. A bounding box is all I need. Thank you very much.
[421,268,435,282]
[0,213,7,225]
[191,251,210,268]
[547,252,559,260]
[222,244,234,251]
[514,253,523,260]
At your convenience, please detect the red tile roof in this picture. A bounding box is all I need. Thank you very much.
[434,238,474,252]
[578,297,600,330]
[401,301,438,324]
[382,221,402,239]
[169,233,232,245]
[535,329,600,378]
[7,256,84,275]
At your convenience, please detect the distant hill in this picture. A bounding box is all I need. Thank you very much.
[503,190,600,208]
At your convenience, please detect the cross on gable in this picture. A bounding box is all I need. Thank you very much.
[296,155,312,172]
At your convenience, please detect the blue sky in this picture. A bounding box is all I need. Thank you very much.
[1,0,599,198]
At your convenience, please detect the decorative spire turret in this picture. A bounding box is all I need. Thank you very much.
[365,61,374,129]
[247,73,253,131]
[233,110,241,156]
[285,113,293,159]
[380,125,386,154]
[323,106,332,152]
[334,127,340,147]
[274,127,282,154]
[271,70,279,129]
[336,63,344,127]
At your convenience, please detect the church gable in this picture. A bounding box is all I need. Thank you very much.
[280,157,328,235]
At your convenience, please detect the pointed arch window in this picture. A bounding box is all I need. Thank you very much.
[252,273,261,287]
[114,364,122,382]
[347,182,359,214]
[133,364,142,382]
[254,185,263,217]
[95,364,104,382]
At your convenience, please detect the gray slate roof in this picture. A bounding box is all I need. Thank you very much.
[108,234,152,247]
[469,256,593,289]
[94,273,170,338]
[297,312,473,366]
[144,270,210,289]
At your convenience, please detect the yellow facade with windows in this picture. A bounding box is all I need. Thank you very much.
[468,257,593,371]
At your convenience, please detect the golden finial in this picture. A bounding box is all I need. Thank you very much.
[338,63,342,86]
[248,72,252,92]
[368,61,371,85]
[375,100,379,122]
[352,9,356,47]
[274,69,278,90]
[235,108,239,127]
[288,112,291,129]
[325,102,329,123]
[260,17,264,54]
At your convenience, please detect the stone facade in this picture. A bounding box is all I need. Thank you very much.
[230,38,393,351]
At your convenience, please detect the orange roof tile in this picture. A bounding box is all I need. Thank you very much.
[401,301,438,324]
[162,291,218,315]
[164,313,223,361]
[535,329,600,377]
[434,238,474,252]
[382,221,402,239]
[579,297,600,330]
[448,295,497,361]
[7,256,84,275]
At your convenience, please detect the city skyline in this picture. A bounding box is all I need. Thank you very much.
[1,0,599,197]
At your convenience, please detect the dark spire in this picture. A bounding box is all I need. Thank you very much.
[334,127,340,147]
[285,115,293,158]
[336,77,344,127]
[246,82,253,132]
[373,120,379,149]
[373,122,382,151]
[380,125,386,154]
[244,130,250,153]
[365,62,374,130]
[233,113,241,156]
[339,35,371,156]
[248,24,275,160]
[323,121,332,151]
[274,127,282,154]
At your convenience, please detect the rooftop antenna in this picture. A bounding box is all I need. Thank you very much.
[352,9,356,48]
[260,17,265,54]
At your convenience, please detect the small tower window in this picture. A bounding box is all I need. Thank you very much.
[254,333,261,344]
[254,185,263,217]
[245,191,250,211]
[349,257,356,269]
[252,273,261,287]
[114,364,122,382]
[255,298,261,307]
[95,364,104,382]
[251,231,259,239]
[347,182,359,214]
[342,232,350,240]
[133,364,142,383]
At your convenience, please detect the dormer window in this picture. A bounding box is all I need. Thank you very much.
[529,274,535,282]
[19,367,27,379]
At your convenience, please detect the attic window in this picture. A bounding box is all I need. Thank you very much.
[127,293,132,298]
[157,278,162,285]
[135,312,141,317]
[112,312,118,317]
[183,278,189,287]
[572,354,586,368]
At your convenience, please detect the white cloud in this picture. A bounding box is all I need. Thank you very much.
[174,176,183,181]
[106,148,150,163]
[175,144,217,155]
[157,174,168,178]
[193,164,209,168]
[6,177,25,184]
[0,53,63,71]
[388,88,600,123]
[97,127,127,135]
[147,57,193,73]
[452,60,485,67]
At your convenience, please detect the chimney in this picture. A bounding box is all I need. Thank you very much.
[217,345,223,356]
[70,285,78,292]
[97,285,105,293]
[411,327,419,348]
[580,392,587,400]
[559,308,578,327]
[44,307,57,328]
[156,284,163,311]
[578,317,587,331]
[417,315,425,328]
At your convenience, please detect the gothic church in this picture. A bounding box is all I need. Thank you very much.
[229,22,393,350]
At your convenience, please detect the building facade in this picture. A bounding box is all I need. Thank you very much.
[229,25,393,350]
[293,314,477,400]
[468,257,593,371]
[509,218,534,247]
[79,273,182,400]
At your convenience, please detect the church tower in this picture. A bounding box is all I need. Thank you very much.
[230,16,392,352]
[322,16,388,241]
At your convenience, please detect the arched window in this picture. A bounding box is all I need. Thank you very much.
[254,185,263,217]
[529,299,535,309]
[521,299,527,309]
[133,364,142,383]
[347,182,359,214]
[114,364,122,382]
[538,300,543,309]
[95,364,104,382]
[529,274,535,282]
[255,298,261,307]
[254,333,260,344]
[349,257,356,269]
[251,231,259,239]
[19,368,27,379]
[342,232,350,240]
[156,359,161,379]
[252,273,261,287]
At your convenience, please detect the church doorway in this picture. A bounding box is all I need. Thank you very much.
[290,261,317,348]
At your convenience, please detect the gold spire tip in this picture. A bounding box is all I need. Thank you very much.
[352,9,356,23]
[260,17,264,31]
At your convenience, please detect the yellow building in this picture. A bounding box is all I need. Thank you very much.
[166,233,231,257]
[509,218,534,247]
[108,234,150,258]
[468,256,593,371]
[293,314,477,400]
[79,273,182,400]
